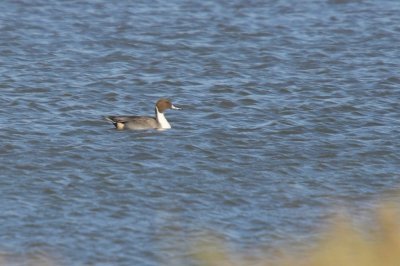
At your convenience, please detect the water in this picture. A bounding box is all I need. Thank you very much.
[1,0,400,265]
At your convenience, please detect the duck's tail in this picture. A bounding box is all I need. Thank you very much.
[104,116,115,122]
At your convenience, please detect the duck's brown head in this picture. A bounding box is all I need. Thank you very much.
[156,99,181,113]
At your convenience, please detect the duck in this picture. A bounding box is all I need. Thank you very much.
[105,99,180,130]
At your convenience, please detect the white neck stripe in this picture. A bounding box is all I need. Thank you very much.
[156,107,171,129]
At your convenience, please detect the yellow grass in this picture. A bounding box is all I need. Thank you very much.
[193,204,400,266]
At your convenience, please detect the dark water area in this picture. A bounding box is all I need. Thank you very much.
[1,0,400,265]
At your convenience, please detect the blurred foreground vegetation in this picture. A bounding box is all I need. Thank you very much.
[193,204,400,266]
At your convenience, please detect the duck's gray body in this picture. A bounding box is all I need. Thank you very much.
[105,115,159,130]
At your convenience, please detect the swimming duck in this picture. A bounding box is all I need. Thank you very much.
[105,99,180,130]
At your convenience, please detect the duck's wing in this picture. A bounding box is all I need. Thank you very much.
[105,116,159,129]
[105,116,144,123]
